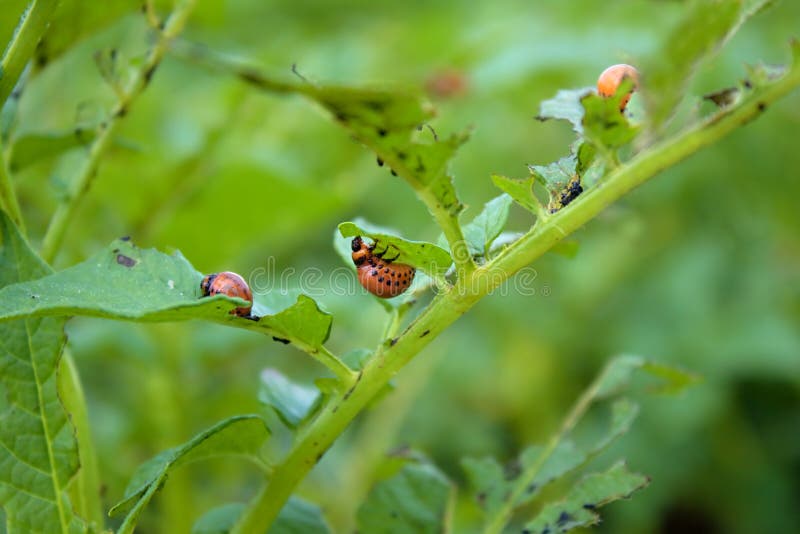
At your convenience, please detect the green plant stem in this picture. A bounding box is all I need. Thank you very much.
[482,360,614,534]
[39,0,197,263]
[304,344,358,387]
[0,0,59,106]
[231,59,800,533]
[0,140,25,235]
[58,349,104,529]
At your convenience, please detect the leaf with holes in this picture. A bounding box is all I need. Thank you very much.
[581,79,639,151]
[522,462,649,533]
[109,415,270,534]
[535,87,593,133]
[0,213,88,533]
[0,238,332,351]
[463,399,638,522]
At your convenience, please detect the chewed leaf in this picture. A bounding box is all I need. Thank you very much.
[536,87,593,133]
[462,194,513,257]
[338,221,452,276]
[529,155,577,192]
[259,368,322,429]
[302,83,469,218]
[581,79,639,150]
[522,462,649,533]
[110,416,270,534]
[357,461,453,534]
[0,214,87,532]
[491,174,544,217]
[463,399,638,521]
[0,238,332,350]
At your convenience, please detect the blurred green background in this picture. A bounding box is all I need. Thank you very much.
[4,0,799,532]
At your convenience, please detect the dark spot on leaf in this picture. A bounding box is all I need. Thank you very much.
[703,87,738,108]
[420,329,430,338]
[30,294,38,299]
[390,169,397,176]
[526,483,537,493]
[391,511,399,518]
[757,101,767,112]
[115,106,128,118]
[542,527,550,534]
[377,128,387,137]
[377,157,384,166]
[743,79,752,89]
[116,254,137,268]
[582,503,596,510]
[477,492,487,505]
[390,337,398,346]
[112,248,119,253]
[396,151,407,160]
[556,511,572,526]
[335,112,349,123]
[272,336,291,345]
[120,235,131,241]
[521,530,531,534]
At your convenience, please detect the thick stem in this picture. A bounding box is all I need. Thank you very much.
[39,0,197,263]
[58,350,104,529]
[0,0,60,106]
[0,141,25,234]
[232,63,800,532]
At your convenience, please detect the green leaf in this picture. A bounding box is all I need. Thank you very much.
[522,462,649,533]
[109,415,270,534]
[528,155,584,213]
[269,497,331,534]
[357,461,453,534]
[463,400,638,520]
[461,194,513,257]
[191,497,330,534]
[491,174,543,217]
[192,503,246,534]
[338,221,452,276]
[304,83,469,219]
[0,238,332,351]
[535,88,593,133]
[529,155,576,192]
[8,130,96,172]
[0,212,87,533]
[643,0,744,132]
[580,80,639,150]
[594,355,700,399]
[259,369,321,429]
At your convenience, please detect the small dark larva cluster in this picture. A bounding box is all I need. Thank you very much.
[200,271,253,317]
[351,236,415,298]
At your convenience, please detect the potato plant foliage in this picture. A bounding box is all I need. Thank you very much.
[0,1,798,533]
